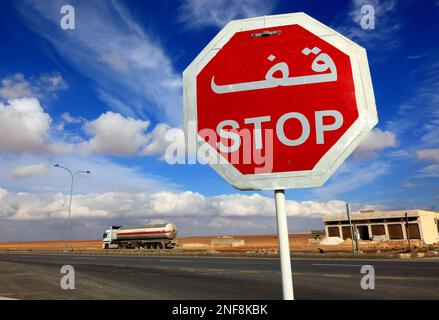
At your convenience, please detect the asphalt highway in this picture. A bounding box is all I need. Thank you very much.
[0,253,438,299]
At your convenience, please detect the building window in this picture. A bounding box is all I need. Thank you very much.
[342,226,352,240]
[371,224,385,236]
[388,224,404,239]
[407,223,421,239]
[328,227,340,237]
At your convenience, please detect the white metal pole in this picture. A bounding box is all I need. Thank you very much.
[346,203,355,254]
[274,189,294,300]
[64,174,74,252]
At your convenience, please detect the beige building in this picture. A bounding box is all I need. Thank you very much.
[323,209,439,245]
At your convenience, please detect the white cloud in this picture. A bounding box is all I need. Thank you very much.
[79,111,175,157]
[0,188,346,221]
[314,161,390,199]
[348,0,397,25]
[0,98,52,154]
[0,99,175,158]
[335,0,400,50]
[387,61,439,181]
[0,79,174,158]
[0,97,72,155]
[17,0,182,125]
[416,148,439,162]
[36,73,68,98]
[390,61,439,145]
[0,73,67,100]
[211,193,346,218]
[81,111,150,156]
[0,74,34,99]
[142,123,173,156]
[210,193,274,217]
[354,128,397,158]
[149,191,207,216]
[179,0,278,29]
[0,153,180,197]
[416,148,439,178]
[418,164,439,178]
[0,73,76,155]
[96,89,137,119]
[12,164,48,179]
[61,112,83,124]
[99,53,129,72]
[386,149,410,159]
[207,217,269,229]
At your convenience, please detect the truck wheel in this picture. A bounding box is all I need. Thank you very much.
[157,243,163,249]
[104,244,109,249]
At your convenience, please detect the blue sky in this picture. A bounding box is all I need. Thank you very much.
[0,0,438,241]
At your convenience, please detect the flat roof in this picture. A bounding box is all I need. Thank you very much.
[323,209,439,222]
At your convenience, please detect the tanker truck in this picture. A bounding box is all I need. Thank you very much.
[102,223,177,249]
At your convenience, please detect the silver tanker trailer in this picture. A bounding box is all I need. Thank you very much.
[103,223,177,249]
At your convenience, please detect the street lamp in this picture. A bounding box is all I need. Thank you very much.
[54,164,91,251]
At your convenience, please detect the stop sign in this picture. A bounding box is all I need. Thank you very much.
[184,13,377,190]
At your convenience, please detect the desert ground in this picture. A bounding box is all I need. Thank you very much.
[0,233,424,253]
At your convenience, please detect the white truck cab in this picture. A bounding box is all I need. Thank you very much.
[102,228,119,249]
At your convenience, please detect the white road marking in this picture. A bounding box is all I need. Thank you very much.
[322,274,353,278]
[0,296,17,300]
[312,263,365,267]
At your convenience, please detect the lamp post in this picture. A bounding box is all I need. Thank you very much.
[54,164,90,251]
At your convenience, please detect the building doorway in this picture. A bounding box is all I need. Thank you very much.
[357,226,370,240]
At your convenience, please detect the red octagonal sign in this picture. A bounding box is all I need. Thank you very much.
[184,13,378,190]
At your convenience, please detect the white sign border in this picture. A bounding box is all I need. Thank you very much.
[183,12,378,191]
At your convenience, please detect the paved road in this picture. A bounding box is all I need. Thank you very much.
[0,253,438,299]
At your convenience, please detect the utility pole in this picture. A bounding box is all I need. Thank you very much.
[346,203,357,254]
[405,212,411,252]
[54,164,90,252]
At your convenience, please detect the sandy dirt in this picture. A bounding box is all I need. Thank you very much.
[0,239,102,250]
[0,233,423,253]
